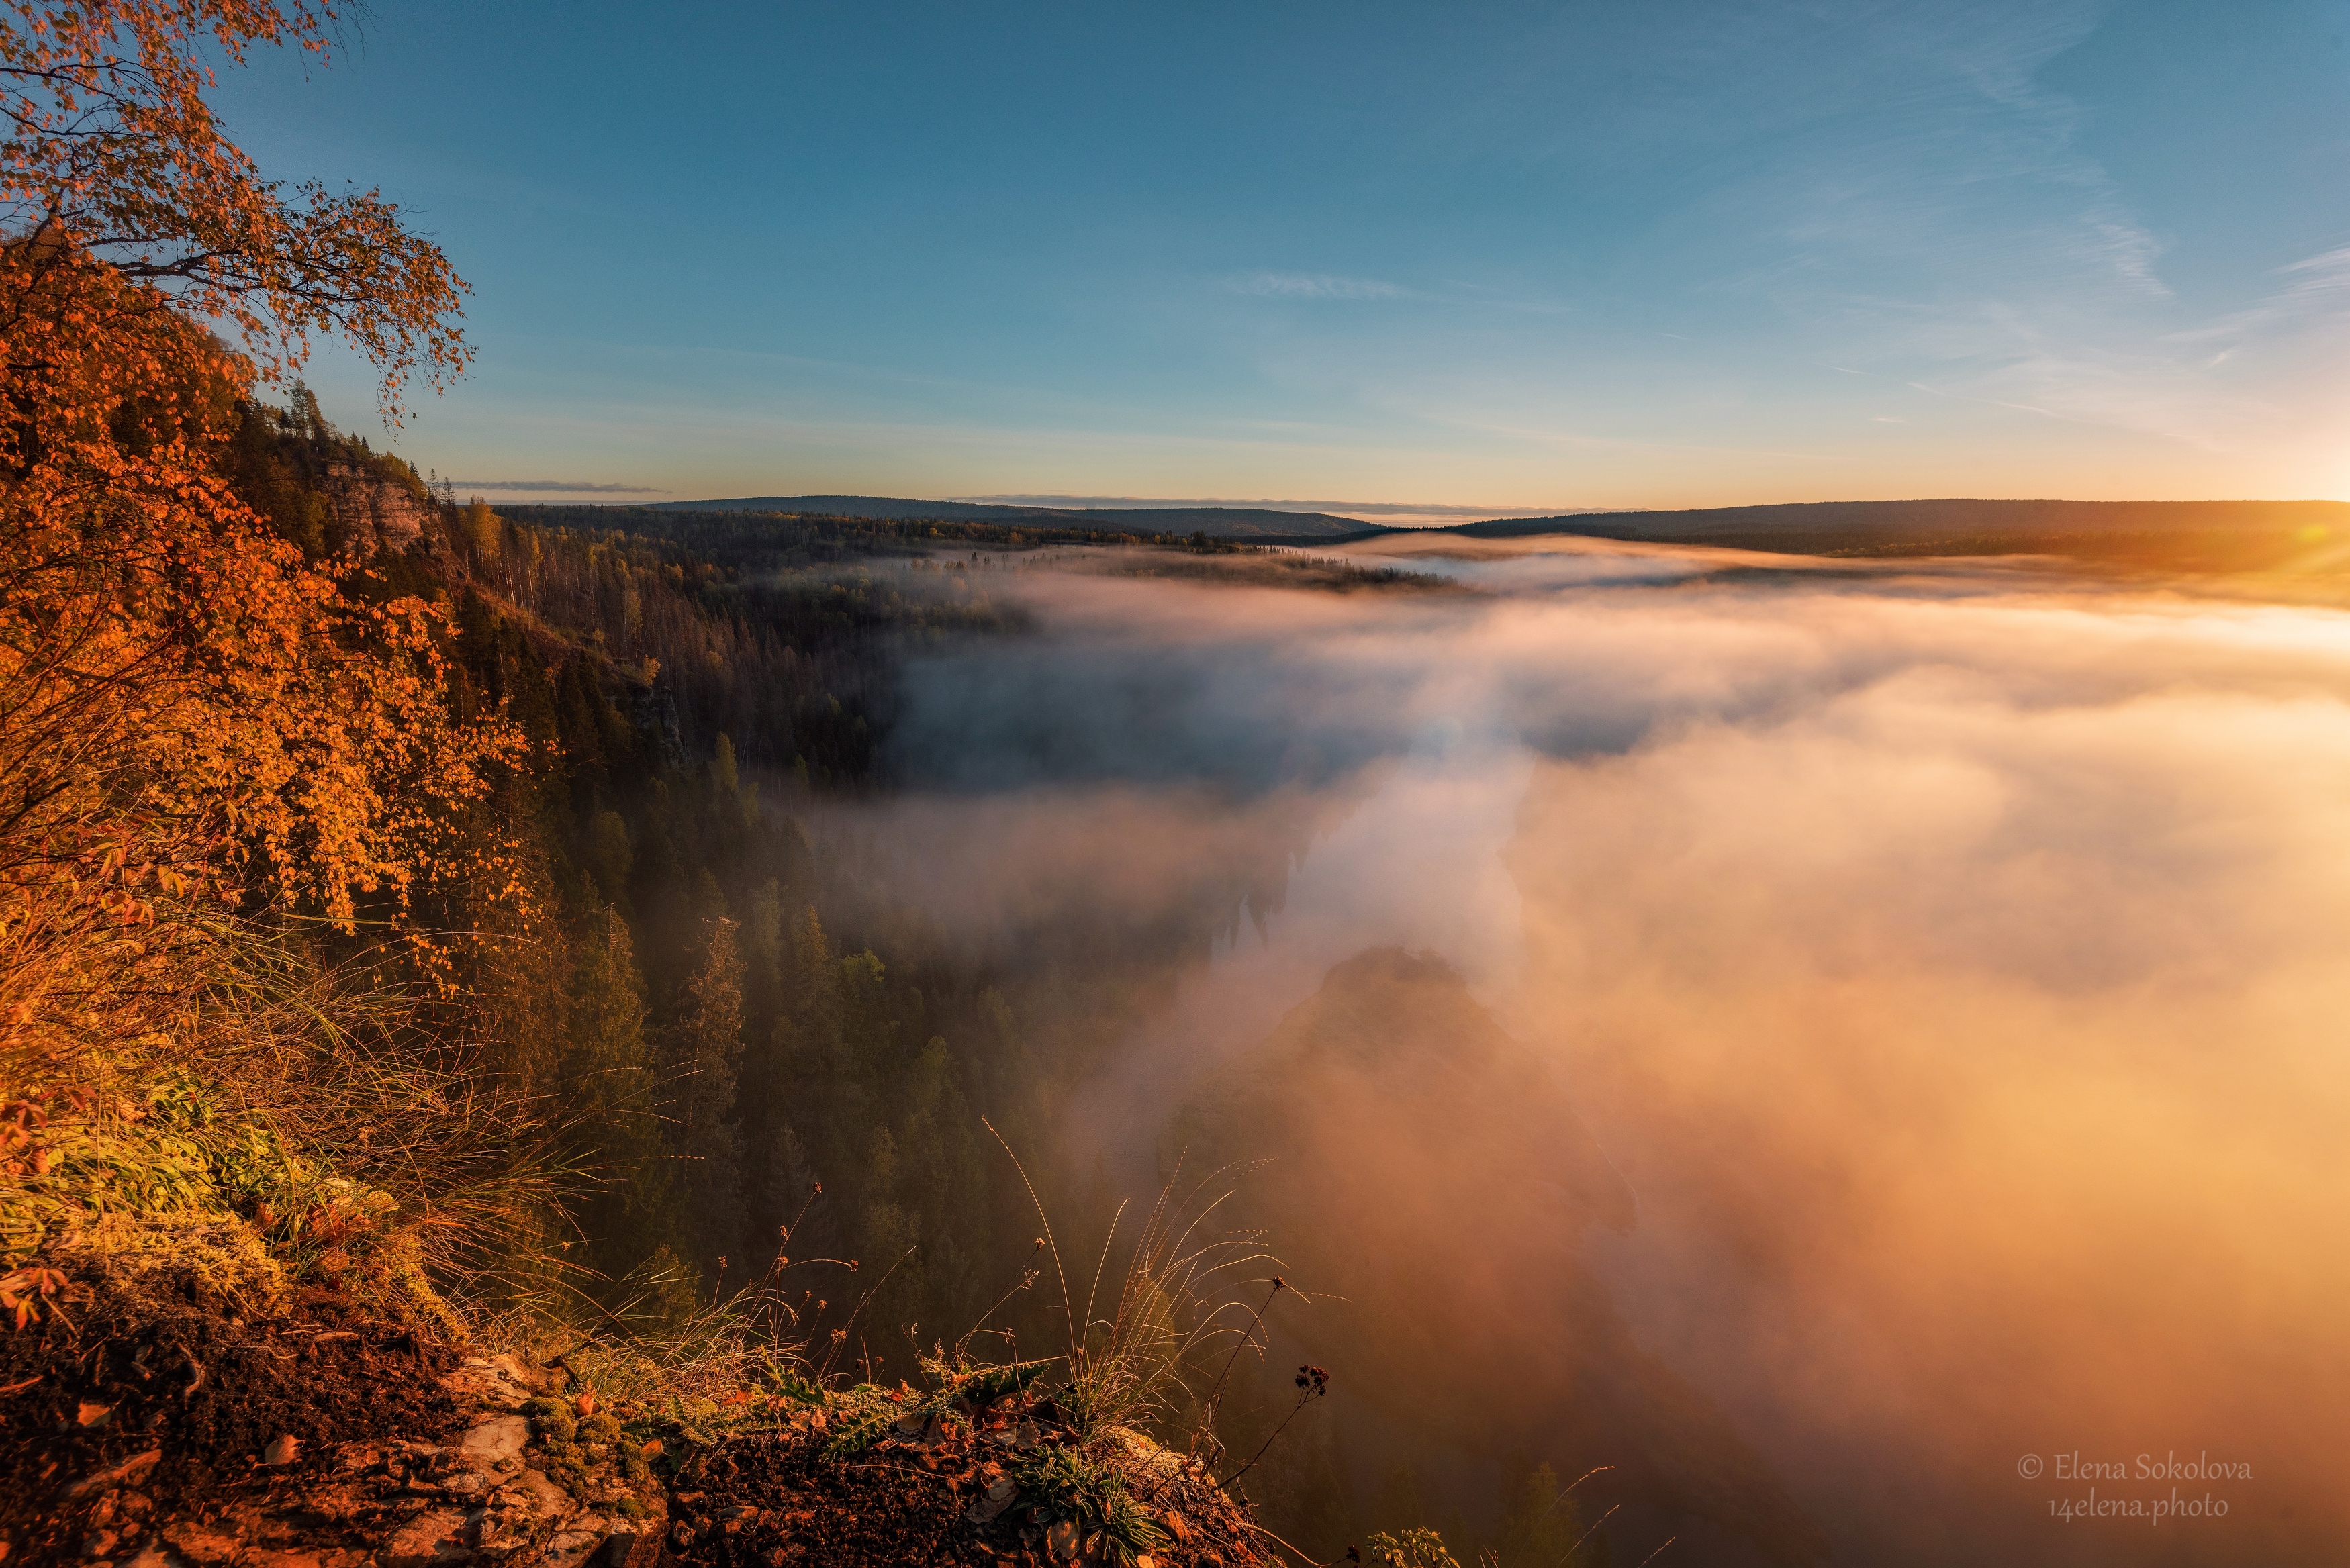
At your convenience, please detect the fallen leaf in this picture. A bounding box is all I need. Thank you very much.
[76,1402,111,1428]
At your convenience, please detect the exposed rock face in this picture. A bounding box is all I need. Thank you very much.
[321,459,434,559]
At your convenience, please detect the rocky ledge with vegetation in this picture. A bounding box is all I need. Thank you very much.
[4,1268,1271,1568]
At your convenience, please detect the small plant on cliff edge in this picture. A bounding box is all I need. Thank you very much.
[1216,1362,1330,1491]
[1364,1528,1462,1568]
[985,1120,1286,1443]
[1011,1443,1167,1568]
[521,1393,628,1488]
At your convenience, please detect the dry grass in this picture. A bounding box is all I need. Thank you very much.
[983,1122,1290,1457]
[0,900,565,1337]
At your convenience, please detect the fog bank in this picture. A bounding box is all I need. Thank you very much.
[822,538,2350,1565]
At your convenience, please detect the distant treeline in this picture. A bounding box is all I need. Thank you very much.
[508,503,1226,556]
[1452,496,2350,569]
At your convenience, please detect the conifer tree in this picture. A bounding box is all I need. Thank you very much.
[561,907,668,1270]
[784,905,843,1077]
[669,914,749,1280]
[743,878,786,1024]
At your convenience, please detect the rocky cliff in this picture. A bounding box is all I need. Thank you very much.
[6,1301,1271,1568]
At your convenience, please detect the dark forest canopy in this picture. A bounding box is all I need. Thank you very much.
[511,502,1220,554]
[204,405,1165,1383]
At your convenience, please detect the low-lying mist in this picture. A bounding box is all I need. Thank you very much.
[807,537,2350,1566]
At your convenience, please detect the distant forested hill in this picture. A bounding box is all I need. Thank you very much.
[649,493,1372,540]
[634,493,2350,557]
[1447,497,2350,566]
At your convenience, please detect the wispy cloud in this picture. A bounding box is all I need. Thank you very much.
[1890,242,2350,452]
[1223,271,1577,315]
[450,479,665,493]
[1904,381,2053,418]
[2165,244,2350,347]
[2084,214,2171,300]
[1226,271,1405,301]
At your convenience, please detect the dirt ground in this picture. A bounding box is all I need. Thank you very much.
[0,1292,463,1563]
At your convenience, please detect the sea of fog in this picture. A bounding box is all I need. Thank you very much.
[827,536,2350,1567]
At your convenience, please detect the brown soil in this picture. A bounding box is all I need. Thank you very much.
[0,1291,463,1564]
[666,1397,1271,1568]
[668,1430,971,1566]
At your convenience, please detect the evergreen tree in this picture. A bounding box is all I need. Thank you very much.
[743,878,786,1028]
[1487,1461,1601,1567]
[784,905,843,1081]
[669,915,749,1282]
[585,810,633,910]
[561,907,669,1273]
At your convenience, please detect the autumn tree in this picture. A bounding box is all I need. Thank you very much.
[0,0,493,1060]
[2,0,469,415]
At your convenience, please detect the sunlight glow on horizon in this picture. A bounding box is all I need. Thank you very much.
[216,0,2350,510]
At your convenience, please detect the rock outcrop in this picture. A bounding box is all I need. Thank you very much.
[320,460,434,560]
[15,1333,1273,1568]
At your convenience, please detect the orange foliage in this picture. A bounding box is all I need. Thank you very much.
[0,1,508,1062]
[0,244,520,1050]
[1,0,469,416]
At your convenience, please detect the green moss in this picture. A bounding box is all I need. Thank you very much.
[2,1066,466,1334]
[524,1395,588,1485]
[42,1210,291,1317]
[524,1395,578,1440]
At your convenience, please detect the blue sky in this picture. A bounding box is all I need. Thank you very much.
[217,1,2350,518]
